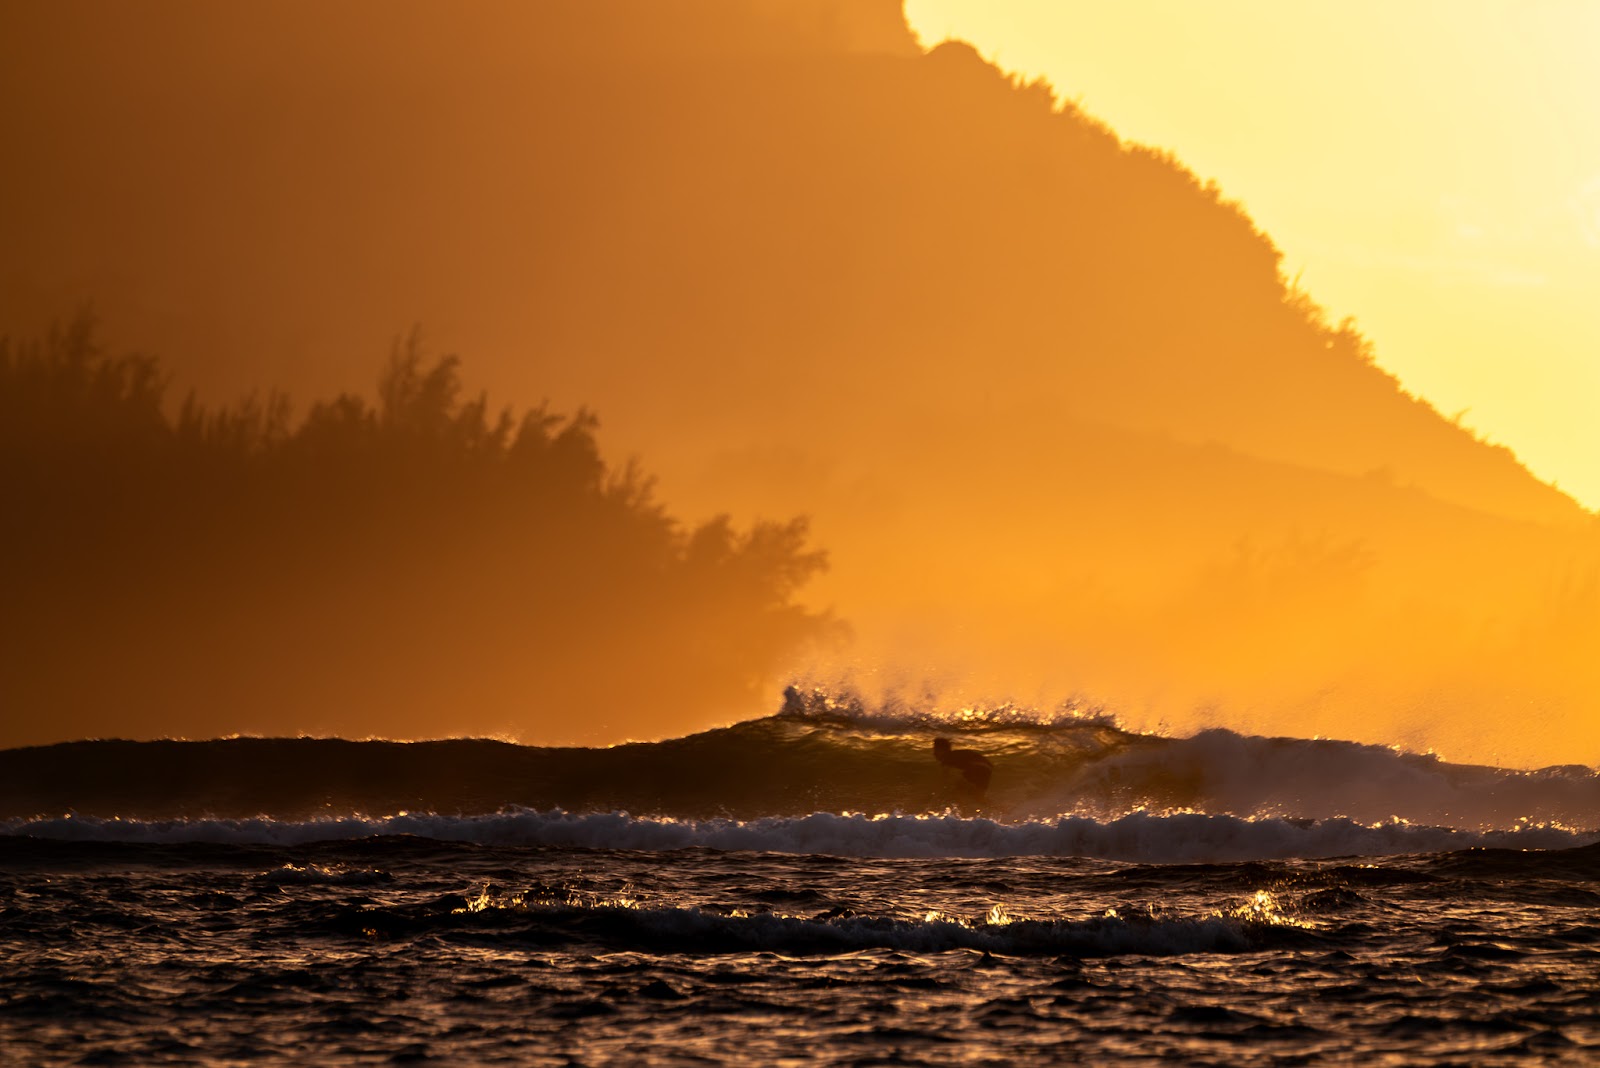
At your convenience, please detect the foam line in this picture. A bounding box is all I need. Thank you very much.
[5,809,1593,861]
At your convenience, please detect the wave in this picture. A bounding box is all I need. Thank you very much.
[2,687,1596,829]
[251,863,393,887]
[322,891,1320,958]
[5,809,1595,862]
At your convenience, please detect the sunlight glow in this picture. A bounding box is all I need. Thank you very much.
[1228,889,1315,929]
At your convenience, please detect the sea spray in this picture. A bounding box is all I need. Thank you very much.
[3,690,1595,829]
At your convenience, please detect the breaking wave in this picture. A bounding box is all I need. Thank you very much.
[1,687,1595,830]
[322,892,1319,958]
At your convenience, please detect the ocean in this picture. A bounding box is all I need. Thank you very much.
[3,690,1598,1066]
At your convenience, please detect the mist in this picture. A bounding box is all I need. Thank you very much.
[2,0,1596,766]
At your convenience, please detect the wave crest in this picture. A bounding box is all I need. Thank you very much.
[6,809,1594,862]
[2,691,1596,828]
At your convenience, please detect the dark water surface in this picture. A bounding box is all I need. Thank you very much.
[4,699,1598,1064]
[3,834,1599,1066]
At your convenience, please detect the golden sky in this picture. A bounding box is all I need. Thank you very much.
[906,0,1600,511]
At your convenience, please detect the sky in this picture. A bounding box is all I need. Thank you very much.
[905,0,1600,511]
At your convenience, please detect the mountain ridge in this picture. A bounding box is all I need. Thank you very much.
[2,0,1596,760]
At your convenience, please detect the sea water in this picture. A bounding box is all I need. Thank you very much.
[3,692,1597,1066]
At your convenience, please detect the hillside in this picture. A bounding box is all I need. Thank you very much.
[1,0,1596,762]
[0,0,1582,527]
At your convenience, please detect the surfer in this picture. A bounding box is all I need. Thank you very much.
[933,736,992,795]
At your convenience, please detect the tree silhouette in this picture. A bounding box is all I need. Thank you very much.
[0,316,838,744]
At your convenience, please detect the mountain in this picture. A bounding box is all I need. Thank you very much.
[1,1,1595,762]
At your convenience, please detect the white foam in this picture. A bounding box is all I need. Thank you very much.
[5,809,1594,862]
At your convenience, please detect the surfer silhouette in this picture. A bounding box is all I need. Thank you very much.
[933,737,992,796]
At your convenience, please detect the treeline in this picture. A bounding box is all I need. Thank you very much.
[0,317,839,744]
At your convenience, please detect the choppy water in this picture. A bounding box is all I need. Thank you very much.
[4,692,1598,1065]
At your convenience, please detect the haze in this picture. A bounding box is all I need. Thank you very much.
[2,0,1595,768]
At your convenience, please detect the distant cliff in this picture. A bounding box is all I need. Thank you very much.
[2,1,1596,761]
[0,0,1578,527]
